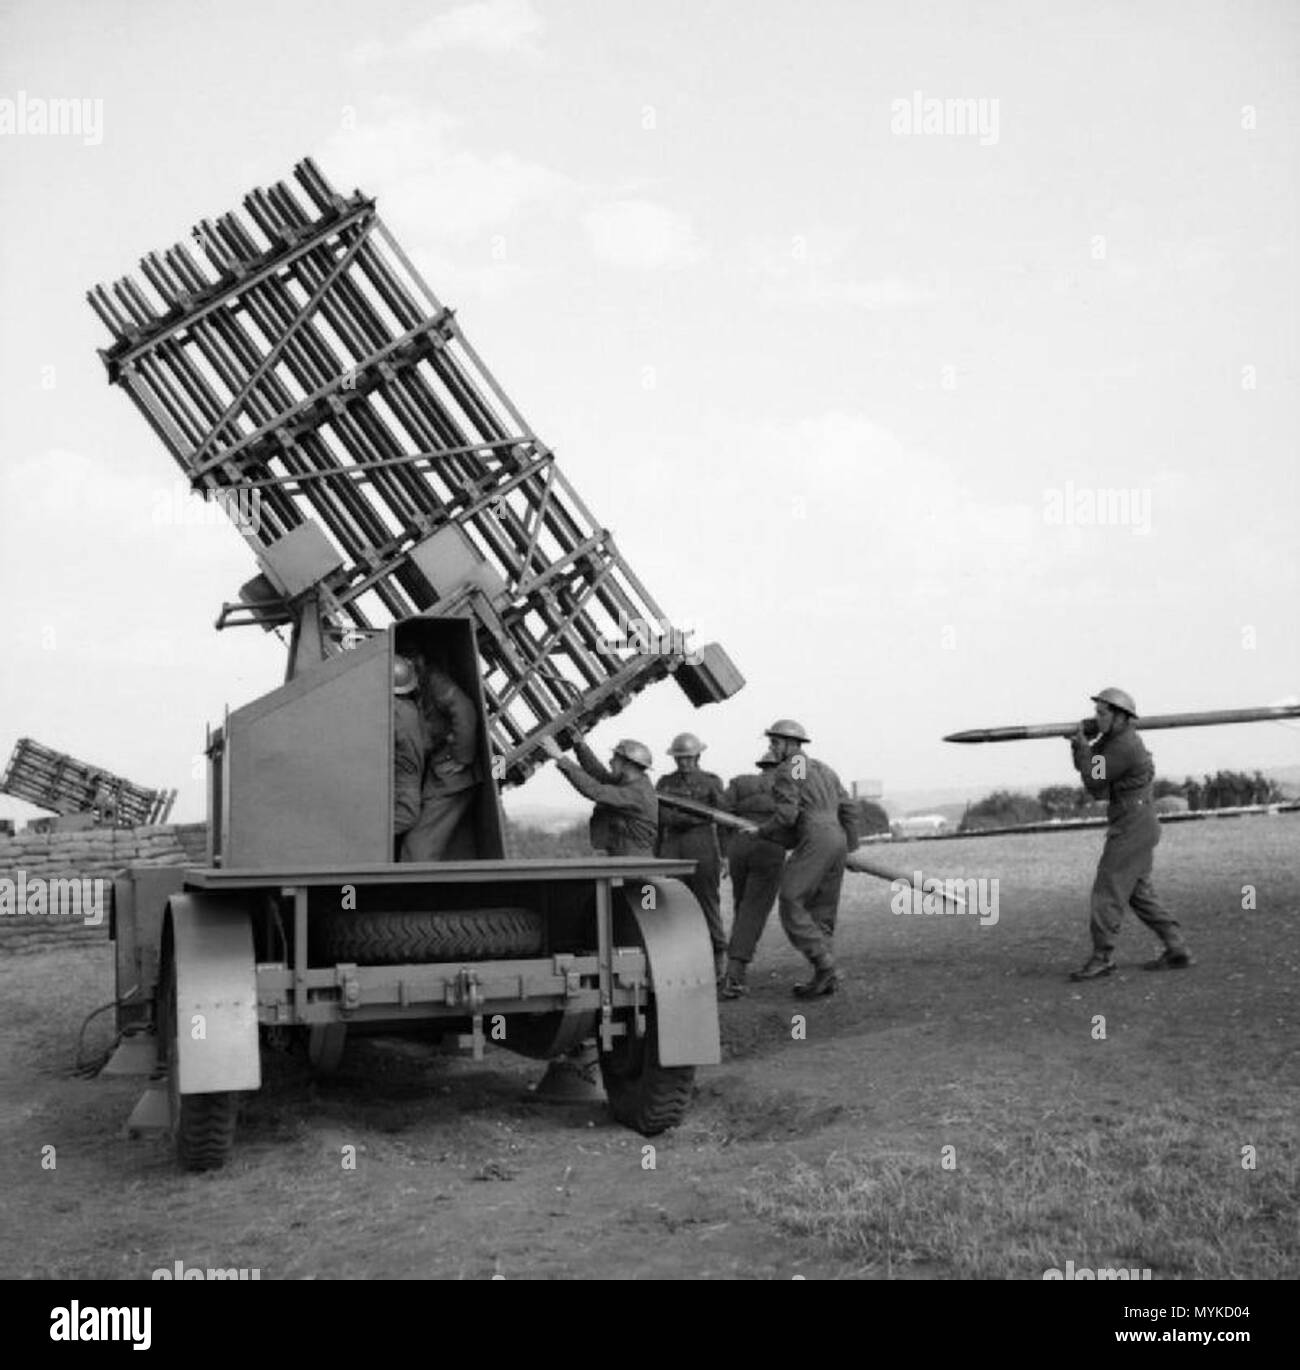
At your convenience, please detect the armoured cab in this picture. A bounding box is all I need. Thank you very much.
[206,616,504,869]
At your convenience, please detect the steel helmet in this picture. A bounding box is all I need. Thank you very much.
[393,656,418,696]
[765,718,810,743]
[1090,687,1138,718]
[613,739,653,770]
[667,731,706,757]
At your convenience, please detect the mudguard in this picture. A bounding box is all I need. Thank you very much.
[617,879,721,1068]
[165,893,260,1094]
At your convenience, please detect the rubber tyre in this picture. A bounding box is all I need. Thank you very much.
[313,907,545,966]
[599,1013,695,1137]
[159,938,238,1172]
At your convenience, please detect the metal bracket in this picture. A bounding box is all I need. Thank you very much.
[335,963,361,1013]
[554,954,581,998]
[456,1013,486,1061]
[445,968,482,1011]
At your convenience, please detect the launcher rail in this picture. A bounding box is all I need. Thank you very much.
[0,737,176,825]
[90,158,741,786]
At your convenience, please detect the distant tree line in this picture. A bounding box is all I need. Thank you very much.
[959,769,1283,832]
[506,797,893,857]
[853,800,892,836]
[504,818,592,859]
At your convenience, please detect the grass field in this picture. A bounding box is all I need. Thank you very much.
[0,813,1295,1280]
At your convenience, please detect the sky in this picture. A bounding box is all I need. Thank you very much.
[1,0,1297,825]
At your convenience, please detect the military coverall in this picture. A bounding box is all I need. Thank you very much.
[556,740,658,856]
[656,767,729,960]
[723,771,786,966]
[393,696,427,857]
[757,755,860,967]
[401,669,480,862]
[1072,726,1185,955]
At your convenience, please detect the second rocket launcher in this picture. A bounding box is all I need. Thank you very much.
[657,793,967,908]
[943,703,1300,745]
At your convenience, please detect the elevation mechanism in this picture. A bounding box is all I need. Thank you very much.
[90,158,742,786]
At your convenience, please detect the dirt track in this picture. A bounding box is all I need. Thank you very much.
[1,816,1296,1280]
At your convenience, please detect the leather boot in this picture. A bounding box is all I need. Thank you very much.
[719,959,749,1000]
[1069,952,1116,981]
[793,958,840,998]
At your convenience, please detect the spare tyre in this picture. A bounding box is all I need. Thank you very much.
[312,906,545,965]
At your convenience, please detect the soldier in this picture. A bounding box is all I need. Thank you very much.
[1067,687,1193,980]
[1185,776,1202,812]
[392,656,427,858]
[541,733,657,855]
[754,719,861,998]
[719,750,786,999]
[401,658,481,861]
[655,733,729,980]
[538,730,657,1100]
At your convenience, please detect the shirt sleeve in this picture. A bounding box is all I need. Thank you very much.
[573,738,616,785]
[756,761,800,838]
[1073,736,1121,797]
[558,759,646,810]
[393,713,425,836]
[430,679,478,766]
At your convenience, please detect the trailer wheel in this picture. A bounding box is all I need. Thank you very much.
[599,1011,695,1137]
[158,939,238,1172]
[313,907,544,965]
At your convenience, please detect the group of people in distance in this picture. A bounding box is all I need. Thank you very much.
[541,719,861,1000]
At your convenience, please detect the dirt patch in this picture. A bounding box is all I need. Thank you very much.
[0,815,1296,1279]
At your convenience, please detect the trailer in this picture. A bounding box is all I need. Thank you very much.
[92,158,741,1168]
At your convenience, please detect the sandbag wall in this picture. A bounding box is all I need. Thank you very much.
[0,823,207,948]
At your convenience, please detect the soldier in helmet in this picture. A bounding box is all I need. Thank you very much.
[1067,688,1193,980]
[655,733,729,980]
[392,656,428,859]
[754,719,861,997]
[538,729,658,1101]
[401,655,481,861]
[541,732,657,856]
[718,749,786,999]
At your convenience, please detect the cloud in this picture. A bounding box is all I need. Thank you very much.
[318,105,579,297]
[353,0,543,63]
[320,106,704,291]
[741,233,937,309]
[603,411,1051,619]
[581,199,703,271]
